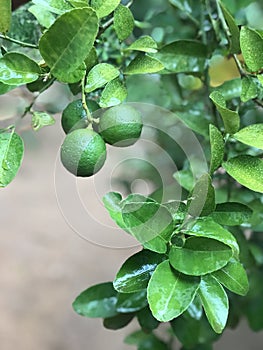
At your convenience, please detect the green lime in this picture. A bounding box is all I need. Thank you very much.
[98,104,143,147]
[60,128,106,177]
[61,99,99,134]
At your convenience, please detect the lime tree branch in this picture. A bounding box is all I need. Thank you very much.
[0,34,39,49]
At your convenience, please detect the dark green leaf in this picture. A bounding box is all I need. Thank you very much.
[84,47,98,72]
[209,124,224,174]
[72,282,118,318]
[240,26,263,72]
[210,202,252,226]
[99,78,127,108]
[125,330,168,350]
[147,260,200,322]
[0,82,16,95]
[0,130,24,188]
[137,306,159,331]
[241,76,258,102]
[125,36,158,53]
[85,63,120,92]
[116,290,148,313]
[103,313,134,330]
[124,54,164,75]
[233,123,263,150]
[0,0,11,33]
[31,111,55,131]
[90,0,120,18]
[219,1,240,53]
[114,4,134,41]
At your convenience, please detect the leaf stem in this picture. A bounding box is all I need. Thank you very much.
[0,34,39,49]
[81,77,93,123]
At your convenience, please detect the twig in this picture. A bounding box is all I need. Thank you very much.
[0,34,39,49]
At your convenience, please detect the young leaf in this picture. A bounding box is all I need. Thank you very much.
[124,54,164,75]
[212,259,249,296]
[103,191,126,229]
[103,313,134,330]
[125,36,158,53]
[240,26,263,72]
[0,53,40,85]
[31,111,55,131]
[233,124,263,150]
[39,8,98,78]
[209,91,240,134]
[219,1,240,54]
[32,0,73,15]
[90,0,120,18]
[99,78,127,108]
[209,124,224,174]
[169,237,233,276]
[113,250,165,293]
[198,275,229,334]
[85,63,120,92]
[114,4,134,41]
[72,282,118,318]
[241,76,258,102]
[0,131,24,188]
[223,155,263,193]
[29,4,56,28]
[116,290,148,313]
[147,261,200,322]
[210,202,252,226]
[0,0,11,33]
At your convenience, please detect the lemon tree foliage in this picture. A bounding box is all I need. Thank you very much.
[1,0,263,349]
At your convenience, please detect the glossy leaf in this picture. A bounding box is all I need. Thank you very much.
[169,237,233,276]
[32,0,73,14]
[99,78,127,108]
[103,313,134,330]
[125,36,158,53]
[213,259,249,296]
[198,275,229,334]
[39,8,98,77]
[124,54,164,75]
[241,76,258,102]
[103,192,126,229]
[85,63,119,92]
[137,306,159,331]
[240,26,263,72]
[72,282,118,318]
[0,52,40,85]
[31,111,55,131]
[233,123,263,150]
[209,124,224,174]
[210,202,252,226]
[219,1,240,53]
[147,260,200,322]
[0,0,11,33]
[113,250,165,293]
[212,78,242,100]
[114,4,134,41]
[187,295,203,320]
[0,131,24,188]
[116,290,148,313]
[90,0,120,18]
[223,155,263,193]
[29,5,56,28]
[209,91,240,134]
[153,40,207,73]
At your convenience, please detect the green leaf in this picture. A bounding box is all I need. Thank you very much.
[0,52,40,86]
[0,0,11,33]
[32,0,73,14]
[173,169,194,191]
[99,78,127,108]
[137,306,159,331]
[233,123,263,150]
[198,274,229,334]
[186,217,239,257]
[162,201,186,223]
[69,0,89,7]
[169,237,233,276]
[187,295,203,320]
[210,202,252,226]
[124,54,164,75]
[212,78,242,100]
[188,173,216,216]
[29,5,56,28]
[31,111,55,131]
[209,124,224,174]
[116,290,148,313]
[125,36,158,53]
[219,1,240,54]
[223,155,263,193]
[152,40,207,73]
[114,4,134,41]
[0,82,16,95]
[72,282,118,318]
[84,47,98,72]
[169,0,192,13]
[241,76,258,102]
[53,62,86,84]
[103,313,134,330]
[85,63,119,92]
[213,259,249,296]
[0,130,24,188]
[147,260,200,322]
[103,192,126,229]
[113,250,165,293]
[39,8,98,78]
[90,0,120,18]
[209,91,240,134]
[240,26,263,72]
[125,330,169,350]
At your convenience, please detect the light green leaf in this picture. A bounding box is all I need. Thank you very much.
[99,78,127,108]
[233,123,263,150]
[210,202,252,226]
[173,169,194,191]
[241,76,258,102]
[113,250,165,293]
[39,8,98,77]
[69,0,89,7]
[125,36,158,53]
[31,111,55,131]
[90,0,120,18]
[0,0,11,33]
[103,192,126,229]
[32,0,73,14]
[54,62,86,84]
[240,26,263,72]
[198,275,229,334]
[169,237,233,276]
[85,63,119,92]
[223,155,263,193]
[0,52,40,86]
[213,259,249,296]
[116,290,148,313]
[219,1,240,54]
[124,54,164,75]
[162,201,187,223]
[212,78,242,100]
[209,124,224,174]
[72,282,118,318]
[29,5,56,28]
[147,260,200,322]
[209,91,240,134]
[114,4,134,41]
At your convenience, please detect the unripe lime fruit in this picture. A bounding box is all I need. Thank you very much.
[60,128,106,177]
[61,99,99,134]
[98,104,143,147]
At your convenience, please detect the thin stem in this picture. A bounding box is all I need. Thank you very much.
[0,34,39,49]
[232,54,246,77]
[81,77,93,123]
